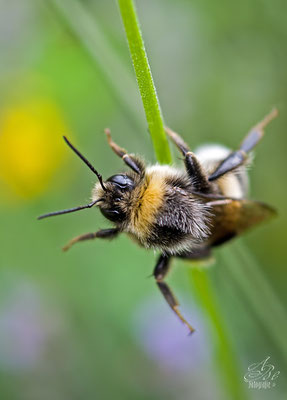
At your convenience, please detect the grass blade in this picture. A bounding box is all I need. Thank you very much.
[48,0,142,131]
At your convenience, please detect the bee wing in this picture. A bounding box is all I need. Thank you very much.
[209,199,277,246]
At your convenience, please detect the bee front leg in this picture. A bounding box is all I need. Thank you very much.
[153,254,195,334]
[165,126,210,193]
[104,128,144,175]
[63,228,119,252]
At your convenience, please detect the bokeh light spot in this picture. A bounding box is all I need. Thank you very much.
[0,99,69,202]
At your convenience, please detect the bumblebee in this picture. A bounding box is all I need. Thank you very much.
[39,109,278,333]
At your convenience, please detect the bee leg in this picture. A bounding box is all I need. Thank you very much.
[62,228,119,252]
[154,254,195,334]
[104,128,144,175]
[165,126,210,192]
[208,108,278,181]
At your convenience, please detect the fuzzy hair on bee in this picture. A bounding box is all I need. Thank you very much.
[38,109,278,334]
[93,164,211,255]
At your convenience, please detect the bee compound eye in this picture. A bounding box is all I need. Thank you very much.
[107,174,134,190]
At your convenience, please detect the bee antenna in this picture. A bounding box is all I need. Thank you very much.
[63,136,107,192]
[37,199,102,220]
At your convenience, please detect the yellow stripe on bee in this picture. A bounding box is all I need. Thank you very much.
[130,174,164,239]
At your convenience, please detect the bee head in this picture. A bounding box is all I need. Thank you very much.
[93,174,136,223]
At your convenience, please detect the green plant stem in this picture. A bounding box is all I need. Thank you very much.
[189,268,247,400]
[117,0,171,164]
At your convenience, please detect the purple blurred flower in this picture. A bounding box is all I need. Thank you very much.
[0,278,63,371]
[132,293,213,374]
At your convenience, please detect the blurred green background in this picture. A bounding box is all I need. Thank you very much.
[0,1,286,399]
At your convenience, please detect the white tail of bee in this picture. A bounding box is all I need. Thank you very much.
[195,144,249,199]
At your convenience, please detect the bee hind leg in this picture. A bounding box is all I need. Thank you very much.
[153,254,195,334]
[208,108,278,182]
[104,128,144,175]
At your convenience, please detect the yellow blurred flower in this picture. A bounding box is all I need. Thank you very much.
[0,99,69,202]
